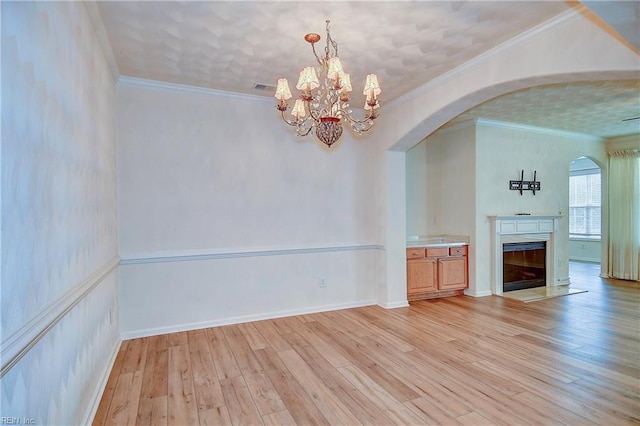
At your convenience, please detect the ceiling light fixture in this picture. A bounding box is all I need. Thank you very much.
[275,20,381,148]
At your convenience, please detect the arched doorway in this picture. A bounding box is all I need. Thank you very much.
[568,157,603,265]
[375,10,638,306]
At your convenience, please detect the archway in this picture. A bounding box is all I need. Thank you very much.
[374,10,638,307]
[568,156,603,264]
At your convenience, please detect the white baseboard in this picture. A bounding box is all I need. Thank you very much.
[121,299,377,340]
[378,300,410,309]
[466,289,493,297]
[83,338,122,425]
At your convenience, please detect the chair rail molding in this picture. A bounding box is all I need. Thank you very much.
[1,256,120,377]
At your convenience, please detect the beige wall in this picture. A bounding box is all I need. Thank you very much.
[116,80,379,337]
[1,2,119,424]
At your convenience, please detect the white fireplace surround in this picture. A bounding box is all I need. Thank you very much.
[490,215,562,295]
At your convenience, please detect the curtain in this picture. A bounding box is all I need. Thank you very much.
[608,149,640,281]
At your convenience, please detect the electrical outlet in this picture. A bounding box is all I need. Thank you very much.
[319,277,327,288]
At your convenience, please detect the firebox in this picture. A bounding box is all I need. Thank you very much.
[502,241,546,292]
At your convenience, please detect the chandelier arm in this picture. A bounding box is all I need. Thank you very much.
[349,117,376,127]
[343,113,377,125]
[310,42,324,66]
[280,110,306,127]
[297,125,314,137]
[345,118,375,134]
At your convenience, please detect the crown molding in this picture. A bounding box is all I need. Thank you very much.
[118,76,273,103]
[476,118,604,141]
[390,8,582,108]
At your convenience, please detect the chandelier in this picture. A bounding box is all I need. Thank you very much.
[275,20,381,148]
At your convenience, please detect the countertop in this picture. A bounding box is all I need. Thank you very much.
[406,235,469,248]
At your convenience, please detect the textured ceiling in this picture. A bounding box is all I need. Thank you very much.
[445,80,640,138]
[95,1,640,138]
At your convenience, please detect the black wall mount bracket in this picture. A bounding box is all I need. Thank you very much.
[509,170,540,195]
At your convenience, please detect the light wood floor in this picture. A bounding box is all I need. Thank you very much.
[94,262,640,425]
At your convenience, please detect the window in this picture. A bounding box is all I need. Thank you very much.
[569,158,601,239]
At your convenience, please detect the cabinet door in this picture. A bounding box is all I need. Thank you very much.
[407,258,437,294]
[438,257,468,290]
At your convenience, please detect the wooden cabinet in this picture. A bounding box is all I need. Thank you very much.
[438,257,468,290]
[407,244,468,301]
[407,258,437,293]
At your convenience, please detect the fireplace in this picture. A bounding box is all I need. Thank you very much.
[502,241,546,292]
[490,215,562,296]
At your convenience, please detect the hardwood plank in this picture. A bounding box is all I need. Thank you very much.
[467,359,629,425]
[196,406,232,426]
[205,326,241,380]
[336,309,416,352]
[167,331,188,347]
[219,375,263,426]
[308,321,421,402]
[282,331,395,425]
[120,337,148,374]
[456,411,497,425]
[242,371,287,416]
[510,391,595,425]
[222,324,264,375]
[136,335,168,424]
[142,335,168,398]
[338,364,429,425]
[93,340,129,425]
[167,344,199,425]
[186,329,225,413]
[277,348,362,425]
[269,317,298,336]
[253,347,329,425]
[292,323,352,368]
[237,322,269,351]
[252,320,292,352]
[94,261,639,426]
[261,410,296,426]
[405,397,462,425]
[105,370,143,425]
[136,396,167,426]
[354,337,474,418]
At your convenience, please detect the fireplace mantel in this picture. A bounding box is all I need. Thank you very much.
[489,215,562,295]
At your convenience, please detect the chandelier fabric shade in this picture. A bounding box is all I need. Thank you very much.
[327,57,343,81]
[291,99,306,120]
[296,67,320,92]
[275,78,292,101]
[275,20,381,148]
[363,74,381,98]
